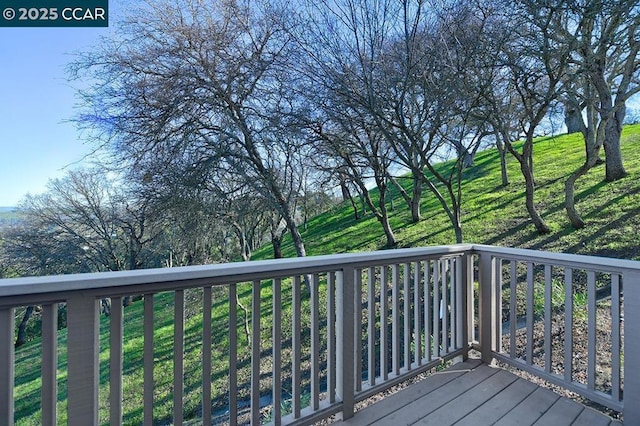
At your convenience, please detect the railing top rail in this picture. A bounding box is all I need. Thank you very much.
[0,244,473,299]
[472,244,640,273]
[3,243,639,302]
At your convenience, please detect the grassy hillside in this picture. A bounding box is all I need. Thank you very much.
[11,125,640,424]
[255,124,640,261]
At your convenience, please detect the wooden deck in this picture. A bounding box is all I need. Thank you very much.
[334,359,622,426]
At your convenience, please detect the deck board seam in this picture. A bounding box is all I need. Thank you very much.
[342,362,482,425]
[529,391,561,425]
[370,365,501,425]
[453,376,539,425]
[408,369,518,425]
[396,365,502,425]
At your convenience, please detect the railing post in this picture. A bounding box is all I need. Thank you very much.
[0,307,14,426]
[459,253,473,360]
[478,251,497,364]
[624,270,640,424]
[66,296,100,425]
[336,266,355,420]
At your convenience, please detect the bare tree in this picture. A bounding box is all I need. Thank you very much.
[580,0,640,181]
[70,0,309,258]
[483,0,575,235]
[311,109,399,247]
[297,0,425,224]
[551,0,640,226]
[2,168,161,342]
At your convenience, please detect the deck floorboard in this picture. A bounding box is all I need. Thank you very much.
[332,359,619,426]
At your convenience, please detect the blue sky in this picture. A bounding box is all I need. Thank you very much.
[0,8,120,207]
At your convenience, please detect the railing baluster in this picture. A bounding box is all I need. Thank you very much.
[624,269,640,424]
[587,271,596,391]
[544,265,552,374]
[251,280,261,424]
[66,296,99,425]
[414,261,422,366]
[110,298,123,426]
[0,307,15,426]
[455,257,464,352]
[354,269,363,391]
[564,269,573,382]
[449,258,455,352]
[42,303,58,426]
[494,258,503,353]
[292,275,302,418]
[509,261,517,358]
[311,274,320,410]
[424,261,431,361]
[441,260,448,354]
[465,255,474,348]
[433,260,440,358]
[478,252,497,363]
[392,264,400,375]
[336,266,355,420]
[611,274,621,402]
[174,290,184,424]
[327,273,336,403]
[403,263,411,370]
[380,266,388,380]
[229,284,238,426]
[526,262,534,364]
[202,287,212,426]
[272,278,282,425]
[143,294,154,426]
[367,267,376,386]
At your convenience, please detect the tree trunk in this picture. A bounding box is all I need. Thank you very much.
[565,105,585,134]
[341,180,359,220]
[378,189,397,248]
[565,101,604,228]
[101,298,112,316]
[282,214,306,257]
[453,220,463,244]
[410,176,422,223]
[565,162,592,229]
[272,235,283,259]
[419,172,464,244]
[389,176,414,215]
[603,107,627,181]
[522,161,550,234]
[506,137,550,235]
[15,306,35,348]
[354,178,397,248]
[496,137,510,187]
[380,216,396,247]
[359,192,366,217]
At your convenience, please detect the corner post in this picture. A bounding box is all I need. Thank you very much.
[66,295,100,425]
[336,266,355,420]
[0,307,15,426]
[624,270,640,424]
[459,253,473,360]
[478,251,497,364]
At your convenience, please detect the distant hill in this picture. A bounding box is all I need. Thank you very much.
[0,207,20,226]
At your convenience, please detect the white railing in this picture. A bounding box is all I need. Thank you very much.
[0,244,639,425]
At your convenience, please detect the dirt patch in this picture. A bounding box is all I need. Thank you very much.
[498,298,622,421]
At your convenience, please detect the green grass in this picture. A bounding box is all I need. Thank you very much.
[12,124,640,424]
[255,124,640,261]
